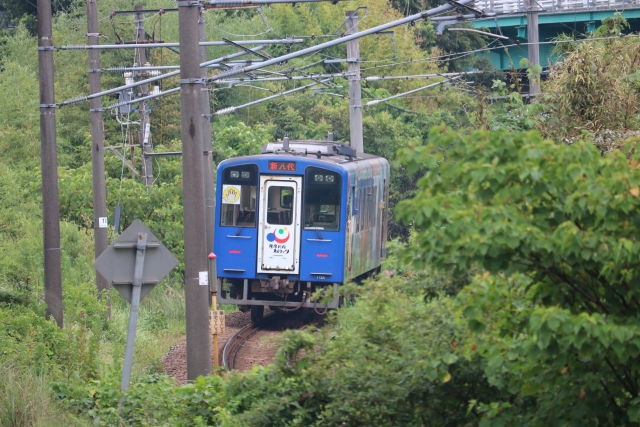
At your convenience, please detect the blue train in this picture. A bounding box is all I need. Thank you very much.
[214,138,390,321]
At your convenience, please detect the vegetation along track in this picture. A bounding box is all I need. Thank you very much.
[222,311,320,371]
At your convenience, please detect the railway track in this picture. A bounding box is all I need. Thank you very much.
[222,311,320,370]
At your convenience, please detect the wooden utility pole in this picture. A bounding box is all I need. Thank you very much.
[87,0,110,311]
[37,0,63,327]
[526,0,540,96]
[135,4,153,186]
[346,10,363,153]
[178,1,212,380]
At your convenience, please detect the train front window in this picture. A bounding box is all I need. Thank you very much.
[220,164,258,227]
[265,186,294,225]
[304,167,341,231]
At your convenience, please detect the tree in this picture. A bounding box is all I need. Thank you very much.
[538,14,640,141]
[0,0,79,34]
[397,126,640,426]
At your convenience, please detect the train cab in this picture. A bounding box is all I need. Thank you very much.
[214,139,389,320]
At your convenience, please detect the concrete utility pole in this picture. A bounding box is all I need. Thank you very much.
[87,0,110,312]
[37,0,63,328]
[345,10,363,153]
[526,0,540,96]
[199,7,216,259]
[178,1,212,380]
[135,4,153,186]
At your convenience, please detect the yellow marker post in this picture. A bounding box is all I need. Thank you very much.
[208,252,224,367]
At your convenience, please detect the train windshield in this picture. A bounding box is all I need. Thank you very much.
[220,164,258,227]
[304,167,341,231]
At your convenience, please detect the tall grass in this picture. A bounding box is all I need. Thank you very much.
[98,275,236,376]
[0,364,83,427]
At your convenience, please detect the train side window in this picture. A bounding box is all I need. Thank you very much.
[368,185,377,230]
[220,164,258,227]
[304,167,341,231]
[358,188,364,233]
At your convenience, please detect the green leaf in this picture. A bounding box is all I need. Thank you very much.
[468,319,486,333]
[520,382,540,396]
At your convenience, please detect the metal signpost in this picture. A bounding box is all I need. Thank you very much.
[94,220,179,390]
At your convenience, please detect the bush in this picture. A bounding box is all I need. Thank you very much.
[398,126,640,425]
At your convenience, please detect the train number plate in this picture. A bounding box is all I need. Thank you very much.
[210,310,225,335]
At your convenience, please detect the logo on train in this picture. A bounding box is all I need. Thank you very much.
[222,185,241,205]
[266,227,290,244]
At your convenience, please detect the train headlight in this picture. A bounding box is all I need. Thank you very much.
[314,174,324,182]
[241,171,250,179]
[230,170,240,178]
[325,175,335,183]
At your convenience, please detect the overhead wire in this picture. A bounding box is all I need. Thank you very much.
[360,38,500,73]
[359,32,640,75]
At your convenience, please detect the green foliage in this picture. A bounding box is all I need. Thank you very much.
[0,363,85,427]
[538,17,640,140]
[0,0,81,34]
[0,2,604,426]
[57,164,186,262]
[62,276,499,427]
[398,126,640,425]
[595,12,630,37]
[485,79,538,131]
[430,24,488,72]
[213,119,275,164]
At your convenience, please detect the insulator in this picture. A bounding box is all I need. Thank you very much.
[105,101,128,110]
[215,107,236,116]
[105,67,130,72]
[213,67,244,80]
[61,96,89,106]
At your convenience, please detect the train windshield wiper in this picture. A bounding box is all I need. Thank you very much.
[307,226,324,240]
[235,213,253,236]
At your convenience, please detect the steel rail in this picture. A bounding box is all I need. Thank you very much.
[222,310,322,369]
[222,312,277,369]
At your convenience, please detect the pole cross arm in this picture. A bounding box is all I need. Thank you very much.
[222,38,271,60]
[445,0,489,17]
[59,47,265,106]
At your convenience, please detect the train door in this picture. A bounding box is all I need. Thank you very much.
[257,175,302,274]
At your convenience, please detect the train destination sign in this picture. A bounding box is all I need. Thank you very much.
[268,161,296,171]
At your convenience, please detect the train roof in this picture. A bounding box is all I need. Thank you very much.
[255,138,383,165]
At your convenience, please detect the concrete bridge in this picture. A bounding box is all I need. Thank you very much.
[463,0,640,69]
